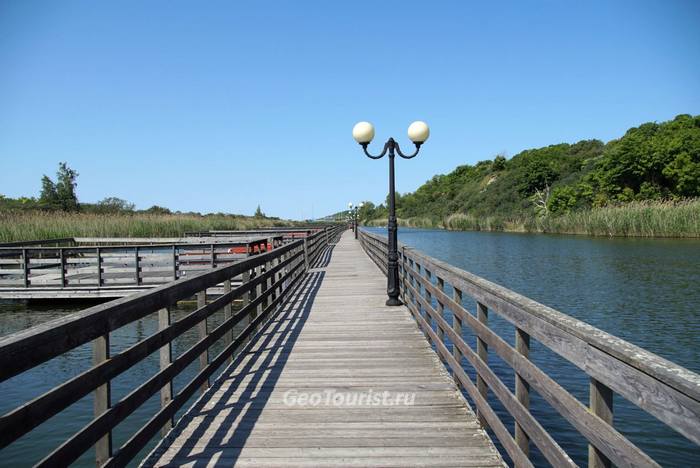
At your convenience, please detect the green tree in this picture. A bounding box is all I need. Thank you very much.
[96,197,135,213]
[55,162,79,211]
[589,114,700,200]
[254,205,265,218]
[144,205,172,215]
[520,158,556,195]
[547,186,578,214]
[357,201,376,223]
[663,152,700,197]
[39,175,59,208]
[492,155,506,171]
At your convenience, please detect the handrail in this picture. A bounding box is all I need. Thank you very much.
[0,225,344,467]
[0,238,269,252]
[0,238,75,247]
[0,238,276,290]
[358,228,700,467]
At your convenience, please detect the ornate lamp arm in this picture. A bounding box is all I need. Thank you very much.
[395,142,422,159]
[361,140,391,160]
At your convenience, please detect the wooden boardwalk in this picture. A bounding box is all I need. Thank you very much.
[144,231,502,467]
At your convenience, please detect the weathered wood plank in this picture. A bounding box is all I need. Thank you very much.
[144,231,501,467]
[360,229,684,467]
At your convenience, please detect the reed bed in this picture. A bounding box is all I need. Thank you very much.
[533,199,700,237]
[367,199,700,238]
[365,217,437,229]
[0,211,298,243]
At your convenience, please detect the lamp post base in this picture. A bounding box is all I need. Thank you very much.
[385,297,403,307]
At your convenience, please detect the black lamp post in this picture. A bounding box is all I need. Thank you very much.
[354,203,363,239]
[347,202,355,234]
[348,203,362,239]
[353,206,358,239]
[352,121,430,306]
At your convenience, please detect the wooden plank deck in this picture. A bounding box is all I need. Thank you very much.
[143,230,503,467]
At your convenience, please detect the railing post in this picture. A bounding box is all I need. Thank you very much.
[96,247,102,287]
[210,244,215,268]
[135,247,141,286]
[408,258,416,309]
[223,279,233,364]
[515,327,531,458]
[196,290,209,394]
[254,263,263,318]
[93,334,112,466]
[237,250,252,353]
[436,277,445,338]
[476,301,489,429]
[22,248,29,287]
[303,238,309,272]
[158,307,174,436]
[172,245,178,280]
[452,287,463,390]
[588,378,613,468]
[242,248,251,309]
[60,248,66,287]
[424,268,433,346]
[400,246,406,304]
[262,257,271,308]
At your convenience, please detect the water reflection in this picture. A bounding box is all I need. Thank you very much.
[371,227,700,466]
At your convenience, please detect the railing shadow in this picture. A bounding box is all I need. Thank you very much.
[310,243,335,269]
[142,250,332,466]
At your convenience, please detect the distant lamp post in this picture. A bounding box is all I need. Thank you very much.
[355,202,364,239]
[352,120,430,306]
[348,202,360,237]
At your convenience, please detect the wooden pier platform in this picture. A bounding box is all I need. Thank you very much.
[144,231,502,467]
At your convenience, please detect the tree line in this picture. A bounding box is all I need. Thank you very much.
[355,114,700,223]
[0,162,275,219]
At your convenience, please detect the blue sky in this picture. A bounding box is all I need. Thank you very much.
[1,1,699,219]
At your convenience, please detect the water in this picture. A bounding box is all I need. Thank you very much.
[1,229,699,467]
[0,300,239,467]
[369,227,700,467]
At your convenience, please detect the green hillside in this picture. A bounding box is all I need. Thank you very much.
[357,114,700,237]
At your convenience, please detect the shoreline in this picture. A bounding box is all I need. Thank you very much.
[364,199,700,239]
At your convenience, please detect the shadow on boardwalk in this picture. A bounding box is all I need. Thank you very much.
[143,231,502,467]
[143,257,328,467]
[311,243,335,269]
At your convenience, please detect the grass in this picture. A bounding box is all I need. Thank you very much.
[365,217,437,229]
[366,199,700,238]
[532,199,700,237]
[0,211,302,242]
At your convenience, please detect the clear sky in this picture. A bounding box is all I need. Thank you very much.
[1,1,699,219]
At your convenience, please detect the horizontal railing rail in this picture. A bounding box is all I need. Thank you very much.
[0,238,76,248]
[72,235,285,247]
[358,228,700,468]
[0,238,275,289]
[0,225,344,467]
[184,228,329,242]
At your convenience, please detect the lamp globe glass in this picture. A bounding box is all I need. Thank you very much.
[407,121,430,143]
[352,121,375,144]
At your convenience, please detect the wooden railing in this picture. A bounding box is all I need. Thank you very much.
[184,228,328,242]
[0,238,272,289]
[358,228,700,468]
[72,235,284,247]
[0,238,76,248]
[0,225,344,467]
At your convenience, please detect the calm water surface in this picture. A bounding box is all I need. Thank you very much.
[0,301,238,467]
[370,227,700,467]
[1,229,699,467]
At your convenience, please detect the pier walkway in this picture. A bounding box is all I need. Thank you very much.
[144,230,502,467]
[2,225,698,467]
